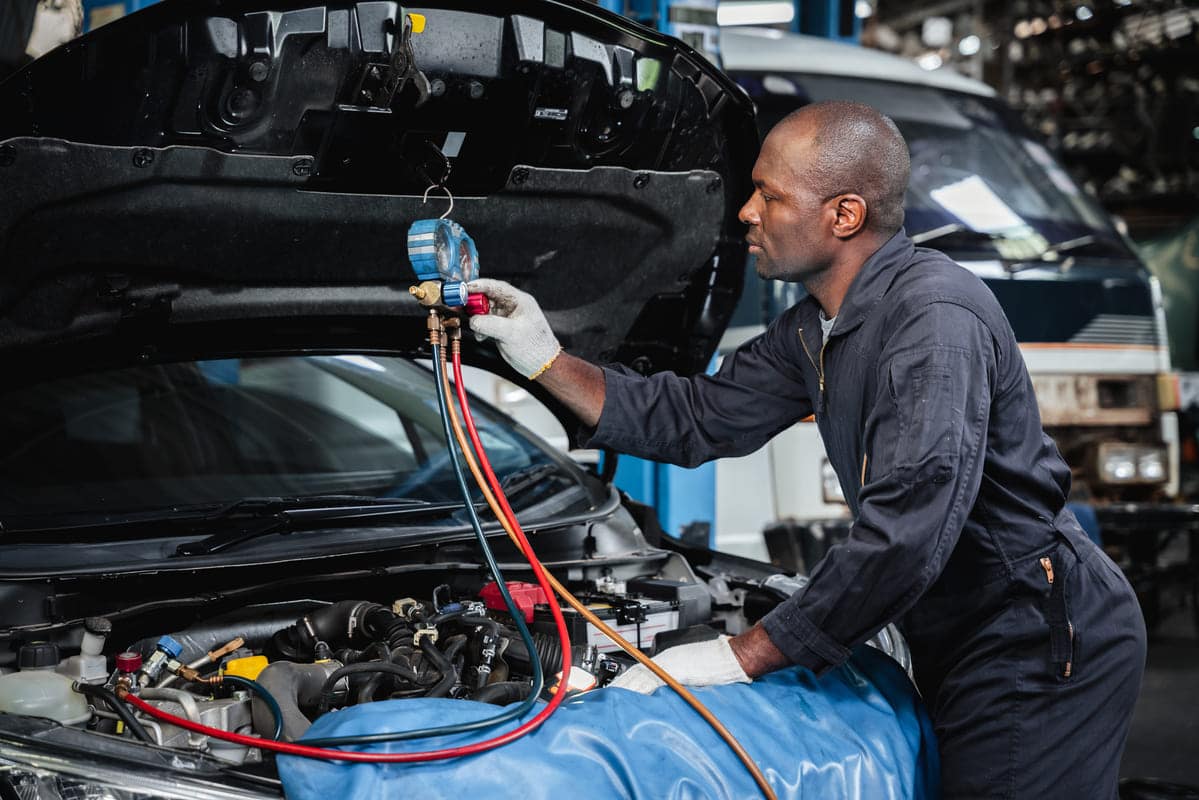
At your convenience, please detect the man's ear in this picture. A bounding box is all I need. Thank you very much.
[831,194,868,239]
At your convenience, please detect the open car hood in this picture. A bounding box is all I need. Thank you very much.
[0,0,757,383]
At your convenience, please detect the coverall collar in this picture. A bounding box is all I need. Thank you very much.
[808,228,915,340]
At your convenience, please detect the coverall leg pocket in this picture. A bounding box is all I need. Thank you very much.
[1040,551,1076,682]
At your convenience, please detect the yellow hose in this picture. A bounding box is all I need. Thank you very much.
[439,339,776,800]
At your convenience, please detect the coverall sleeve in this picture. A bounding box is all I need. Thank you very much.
[581,310,813,468]
[761,300,997,674]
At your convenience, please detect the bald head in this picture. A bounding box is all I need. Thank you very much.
[773,101,911,235]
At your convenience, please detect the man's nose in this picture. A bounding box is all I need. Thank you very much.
[738,195,759,226]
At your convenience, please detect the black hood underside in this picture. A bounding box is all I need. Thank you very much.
[0,0,758,380]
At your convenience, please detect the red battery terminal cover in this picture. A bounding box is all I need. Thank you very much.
[480,581,548,622]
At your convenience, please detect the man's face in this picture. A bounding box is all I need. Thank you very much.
[737,125,835,283]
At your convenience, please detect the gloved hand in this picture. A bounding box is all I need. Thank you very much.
[608,636,751,694]
[466,278,563,380]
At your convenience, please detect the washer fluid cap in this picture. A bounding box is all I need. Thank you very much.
[406,219,480,284]
[18,642,60,670]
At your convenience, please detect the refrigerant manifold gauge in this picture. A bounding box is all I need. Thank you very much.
[407,218,486,311]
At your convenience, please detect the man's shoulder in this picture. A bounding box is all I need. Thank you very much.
[890,246,1004,322]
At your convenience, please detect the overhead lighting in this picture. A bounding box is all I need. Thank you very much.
[916,52,943,70]
[1076,6,1094,21]
[716,1,795,26]
[921,16,953,47]
[1030,17,1048,34]
[855,0,873,18]
[1014,20,1032,38]
[958,34,981,55]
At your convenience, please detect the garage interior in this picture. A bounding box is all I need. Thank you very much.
[1,0,1198,797]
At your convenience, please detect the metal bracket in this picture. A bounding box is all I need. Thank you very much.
[352,14,430,109]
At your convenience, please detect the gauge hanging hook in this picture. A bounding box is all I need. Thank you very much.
[422,182,454,220]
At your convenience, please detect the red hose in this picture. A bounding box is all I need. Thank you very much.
[116,340,576,762]
[451,354,543,564]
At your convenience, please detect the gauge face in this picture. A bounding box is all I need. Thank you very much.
[458,235,479,283]
[434,223,453,277]
[406,219,479,288]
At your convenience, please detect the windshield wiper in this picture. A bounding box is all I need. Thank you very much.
[912,225,1124,271]
[496,463,573,505]
[910,223,1003,247]
[171,496,465,557]
[1,495,465,553]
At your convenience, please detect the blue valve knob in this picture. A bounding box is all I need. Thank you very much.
[156,635,183,659]
[442,281,469,307]
[406,219,480,284]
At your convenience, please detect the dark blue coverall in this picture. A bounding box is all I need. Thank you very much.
[584,231,1147,798]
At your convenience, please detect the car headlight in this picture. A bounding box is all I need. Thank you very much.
[0,738,277,800]
[821,459,847,505]
[1097,443,1168,485]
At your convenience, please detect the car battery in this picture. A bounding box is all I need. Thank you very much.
[531,596,679,655]
[530,578,710,655]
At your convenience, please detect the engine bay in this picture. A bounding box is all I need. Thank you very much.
[0,543,909,776]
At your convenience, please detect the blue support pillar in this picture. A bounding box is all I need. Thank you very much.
[791,0,862,43]
[609,356,718,546]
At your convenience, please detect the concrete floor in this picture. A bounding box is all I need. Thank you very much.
[1119,585,1199,791]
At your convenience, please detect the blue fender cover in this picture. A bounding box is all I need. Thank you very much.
[279,646,940,799]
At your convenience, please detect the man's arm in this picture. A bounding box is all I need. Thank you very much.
[728,623,790,678]
[469,278,814,468]
[536,352,605,429]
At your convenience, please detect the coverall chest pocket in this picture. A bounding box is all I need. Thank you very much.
[888,347,968,484]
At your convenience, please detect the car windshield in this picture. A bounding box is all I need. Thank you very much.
[730,72,1131,260]
[0,354,582,522]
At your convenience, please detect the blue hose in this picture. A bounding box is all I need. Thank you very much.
[300,340,545,747]
[222,675,284,741]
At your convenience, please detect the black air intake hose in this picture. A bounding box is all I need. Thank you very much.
[473,681,531,705]
[273,601,393,659]
[502,631,563,677]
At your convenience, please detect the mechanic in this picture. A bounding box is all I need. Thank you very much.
[467,100,1146,798]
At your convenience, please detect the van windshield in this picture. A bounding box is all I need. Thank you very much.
[730,72,1132,261]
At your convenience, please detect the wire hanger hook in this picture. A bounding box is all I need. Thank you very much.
[422,183,454,220]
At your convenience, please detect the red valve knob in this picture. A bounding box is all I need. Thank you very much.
[115,651,143,673]
[465,293,490,316]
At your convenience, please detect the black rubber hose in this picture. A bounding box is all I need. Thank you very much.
[419,640,457,698]
[73,683,153,744]
[317,662,422,712]
[472,681,531,706]
[442,634,468,663]
[356,673,387,705]
[502,630,562,677]
[427,609,466,628]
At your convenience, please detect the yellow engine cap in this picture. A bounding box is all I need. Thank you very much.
[408,13,426,33]
[223,655,269,681]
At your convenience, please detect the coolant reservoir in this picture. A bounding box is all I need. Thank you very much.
[0,643,91,725]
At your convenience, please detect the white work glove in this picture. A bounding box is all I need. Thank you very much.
[466,278,563,380]
[608,637,751,694]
